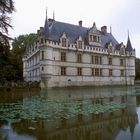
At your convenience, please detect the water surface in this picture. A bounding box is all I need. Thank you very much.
[0,86,140,140]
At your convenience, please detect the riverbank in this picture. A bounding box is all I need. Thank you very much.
[0,81,40,92]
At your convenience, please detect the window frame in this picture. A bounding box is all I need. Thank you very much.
[77,54,82,63]
[120,69,124,76]
[108,57,112,65]
[120,59,124,66]
[109,69,112,76]
[61,67,66,75]
[78,40,83,49]
[61,52,66,62]
[77,67,82,76]
[95,68,99,76]
[62,38,67,47]
[92,68,94,76]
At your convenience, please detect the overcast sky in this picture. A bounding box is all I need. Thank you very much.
[9,0,140,57]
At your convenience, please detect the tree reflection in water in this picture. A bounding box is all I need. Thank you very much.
[0,86,139,140]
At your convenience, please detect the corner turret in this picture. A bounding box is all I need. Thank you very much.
[126,33,133,52]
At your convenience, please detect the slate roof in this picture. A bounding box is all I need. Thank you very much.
[100,33,118,47]
[44,19,119,47]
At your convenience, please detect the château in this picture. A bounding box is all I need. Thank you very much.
[23,12,135,88]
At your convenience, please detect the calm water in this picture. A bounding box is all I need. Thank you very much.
[0,86,140,140]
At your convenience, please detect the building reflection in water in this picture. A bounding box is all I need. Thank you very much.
[0,86,139,140]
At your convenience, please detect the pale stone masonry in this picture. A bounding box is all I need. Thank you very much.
[23,14,135,88]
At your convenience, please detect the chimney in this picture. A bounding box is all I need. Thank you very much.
[48,18,54,26]
[101,26,107,35]
[40,27,44,33]
[79,20,82,27]
[37,30,40,34]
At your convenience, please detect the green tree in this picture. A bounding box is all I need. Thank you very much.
[0,0,15,83]
[0,0,15,47]
[10,33,37,80]
[0,33,37,82]
[135,58,140,80]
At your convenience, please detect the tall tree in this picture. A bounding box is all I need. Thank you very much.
[11,33,37,80]
[0,0,15,47]
[135,58,140,80]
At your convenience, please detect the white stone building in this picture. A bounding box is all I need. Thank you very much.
[23,14,135,88]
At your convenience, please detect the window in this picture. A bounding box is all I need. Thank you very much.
[95,56,99,64]
[109,69,112,76]
[100,56,102,64]
[77,54,82,63]
[95,68,99,76]
[93,35,97,42]
[77,67,82,76]
[120,59,124,66]
[41,51,44,60]
[120,70,124,76]
[61,52,66,62]
[91,55,94,64]
[97,36,100,43]
[41,66,44,71]
[94,68,102,76]
[61,67,66,75]
[62,38,67,47]
[90,35,92,41]
[89,35,100,43]
[100,69,102,76]
[92,68,94,76]
[78,41,82,49]
[108,57,112,65]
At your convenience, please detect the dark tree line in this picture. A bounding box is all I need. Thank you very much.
[0,0,15,83]
[0,0,38,83]
[135,58,140,80]
[0,34,36,83]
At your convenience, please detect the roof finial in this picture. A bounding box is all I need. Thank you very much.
[53,10,55,20]
[46,7,48,18]
[110,25,112,34]
[128,29,130,38]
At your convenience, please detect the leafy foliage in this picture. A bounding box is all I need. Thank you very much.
[10,33,37,80]
[135,58,140,80]
[0,33,37,82]
[0,0,15,47]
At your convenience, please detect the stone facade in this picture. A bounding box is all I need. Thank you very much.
[23,14,135,88]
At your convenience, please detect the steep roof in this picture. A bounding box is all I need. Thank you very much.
[126,35,133,51]
[48,21,87,43]
[44,19,119,47]
[101,33,118,47]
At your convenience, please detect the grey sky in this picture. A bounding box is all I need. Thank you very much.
[10,0,140,57]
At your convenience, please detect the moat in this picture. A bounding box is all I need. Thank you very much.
[0,86,140,140]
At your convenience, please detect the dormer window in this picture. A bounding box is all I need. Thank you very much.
[77,36,83,49]
[120,43,125,55]
[90,35,92,41]
[61,32,68,47]
[89,34,100,43]
[78,40,82,49]
[88,23,101,46]
[62,38,67,47]
[97,36,100,43]
[93,35,97,42]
